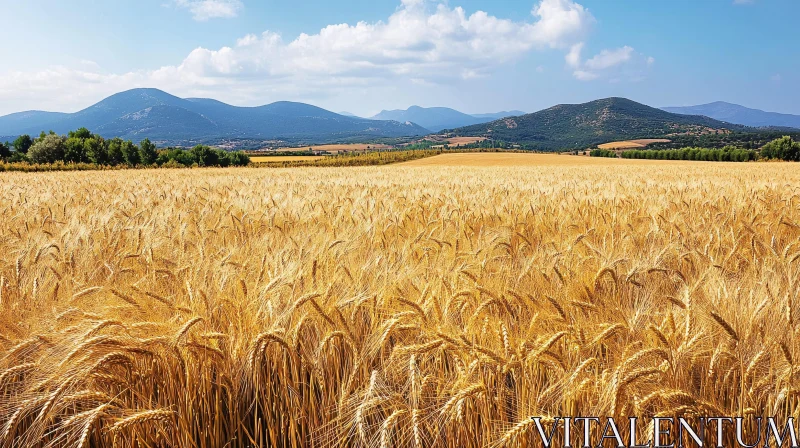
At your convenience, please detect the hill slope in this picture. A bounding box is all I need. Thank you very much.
[662,101,800,129]
[0,88,429,145]
[449,97,745,150]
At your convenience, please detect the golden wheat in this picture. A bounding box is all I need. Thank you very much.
[0,159,798,447]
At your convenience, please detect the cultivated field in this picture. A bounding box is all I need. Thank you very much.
[401,152,704,166]
[598,139,672,149]
[0,159,798,447]
[250,156,325,163]
[446,137,487,145]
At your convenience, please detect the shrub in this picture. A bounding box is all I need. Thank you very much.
[28,134,66,164]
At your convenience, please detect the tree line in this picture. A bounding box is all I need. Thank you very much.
[0,128,250,168]
[590,136,799,162]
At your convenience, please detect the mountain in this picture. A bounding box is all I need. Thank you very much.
[0,88,430,145]
[662,102,800,129]
[471,111,527,120]
[0,111,69,136]
[449,97,746,150]
[338,111,360,118]
[370,106,486,132]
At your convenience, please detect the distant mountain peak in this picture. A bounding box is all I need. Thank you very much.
[370,105,519,132]
[662,102,800,129]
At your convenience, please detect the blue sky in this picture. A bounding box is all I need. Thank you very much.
[0,0,797,117]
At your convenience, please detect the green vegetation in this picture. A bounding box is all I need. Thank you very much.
[449,97,746,150]
[647,130,800,150]
[253,150,441,167]
[0,128,251,172]
[403,140,441,150]
[618,147,757,162]
[589,137,800,162]
[761,136,800,161]
[12,134,33,154]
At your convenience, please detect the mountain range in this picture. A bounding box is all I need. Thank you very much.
[662,102,800,129]
[448,97,748,150]
[2,89,796,150]
[370,106,526,132]
[0,89,430,145]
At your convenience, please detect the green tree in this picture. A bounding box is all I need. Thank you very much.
[121,140,140,166]
[190,145,219,166]
[68,127,92,140]
[158,148,196,166]
[138,138,158,166]
[227,151,251,166]
[28,134,66,164]
[63,137,88,163]
[106,138,125,166]
[0,142,11,160]
[85,137,107,165]
[12,135,33,154]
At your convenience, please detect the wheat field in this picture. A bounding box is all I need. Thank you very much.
[1,159,799,447]
[400,153,704,167]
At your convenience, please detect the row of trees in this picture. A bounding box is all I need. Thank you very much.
[1,129,250,167]
[619,146,758,162]
[590,137,798,162]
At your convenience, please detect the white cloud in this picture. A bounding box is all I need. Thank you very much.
[565,42,583,68]
[572,70,598,81]
[584,46,633,70]
[530,0,594,48]
[173,0,242,21]
[0,0,607,114]
[171,0,594,81]
[569,46,651,81]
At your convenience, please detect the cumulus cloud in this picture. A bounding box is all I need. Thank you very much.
[530,0,594,48]
[167,0,595,81]
[173,0,242,21]
[0,0,620,114]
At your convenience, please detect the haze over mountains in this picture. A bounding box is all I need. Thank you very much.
[370,107,526,132]
[662,102,800,129]
[450,97,747,150]
[0,89,430,145]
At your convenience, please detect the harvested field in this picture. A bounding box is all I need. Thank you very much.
[447,136,487,145]
[0,161,798,447]
[251,156,325,163]
[597,139,671,149]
